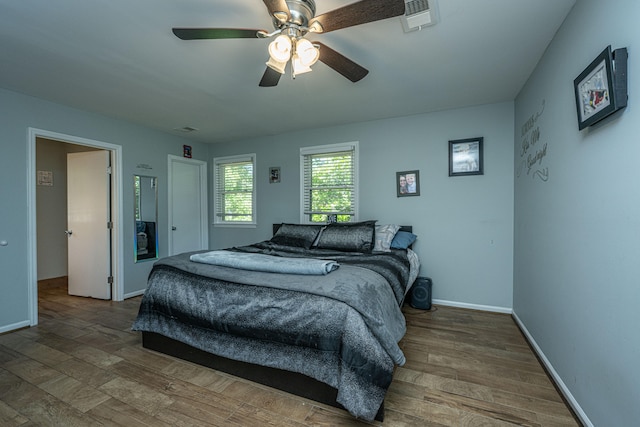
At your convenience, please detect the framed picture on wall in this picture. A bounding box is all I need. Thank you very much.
[574,45,628,130]
[269,167,281,183]
[183,145,192,158]
[396,170,420,197]
[449,137,484,176]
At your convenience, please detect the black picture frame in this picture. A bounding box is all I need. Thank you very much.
[574,45,628,130]
[449,137,483,176]
[183,145,192,158]
[269,167,280,183]
[396,170,420,197]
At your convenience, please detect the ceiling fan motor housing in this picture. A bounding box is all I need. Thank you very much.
[277,0,316,28]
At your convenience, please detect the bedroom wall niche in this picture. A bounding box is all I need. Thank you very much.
[134,175,158,262]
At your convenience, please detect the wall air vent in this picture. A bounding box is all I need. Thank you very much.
[402,0,439,33]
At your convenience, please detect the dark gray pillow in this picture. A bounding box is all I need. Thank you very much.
[316,220,377,253]
[270,224,323,249]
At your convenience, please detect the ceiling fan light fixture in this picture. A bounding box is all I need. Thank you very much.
[291,54,313,76]
[295,38,319,66]
[268,34,292,62]
[174,0,396,87]
[266,56,288,74]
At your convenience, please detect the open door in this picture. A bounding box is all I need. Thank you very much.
[67,151,112,299]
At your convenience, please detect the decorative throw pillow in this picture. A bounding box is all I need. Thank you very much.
[316,220,377,253]
[270,224,323,249]
[373,224,401,252]
[390,230,417,249]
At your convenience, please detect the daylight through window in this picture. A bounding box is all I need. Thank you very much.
[301,142,358,223]
[214,154,256,225]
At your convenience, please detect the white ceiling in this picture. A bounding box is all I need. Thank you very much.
[0,0,575,144]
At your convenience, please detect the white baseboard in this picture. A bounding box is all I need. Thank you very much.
[0,320,30,334]
[432,298,513,314]
[511,311,592,427]
[123,289,145,299]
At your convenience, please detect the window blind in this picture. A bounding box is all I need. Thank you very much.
[214,154,255,224]
[301,143,357,223]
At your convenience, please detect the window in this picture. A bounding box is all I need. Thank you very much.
[213,154,256,225]
[300,142,358,224]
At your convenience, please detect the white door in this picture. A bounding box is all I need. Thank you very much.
[168,156,208,255]
[67,151,111,299]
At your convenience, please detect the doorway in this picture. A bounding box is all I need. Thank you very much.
[27,128,124,326]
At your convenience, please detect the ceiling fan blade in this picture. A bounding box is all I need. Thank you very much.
[315,42,369,83]
[172,28,265,40]
[262,0,291,23]
[259,67,282,87]
[308,0,406,34]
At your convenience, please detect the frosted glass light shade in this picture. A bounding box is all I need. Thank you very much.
[268,35,292,62]
[295,39,319,66]
[292,54,312,75]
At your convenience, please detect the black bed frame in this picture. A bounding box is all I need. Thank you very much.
[142,331,384,420]
[141,224,413,421]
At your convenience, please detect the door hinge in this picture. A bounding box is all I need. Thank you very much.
[107,276,114,285]
[107,221,113,229]
[107,166,112,175]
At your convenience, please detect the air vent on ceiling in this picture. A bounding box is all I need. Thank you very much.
[402,0,438,33]
[174,126,199,133]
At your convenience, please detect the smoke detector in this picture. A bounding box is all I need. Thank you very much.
[402,0,439,32]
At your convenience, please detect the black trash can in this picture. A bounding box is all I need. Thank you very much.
[410,277,432,310]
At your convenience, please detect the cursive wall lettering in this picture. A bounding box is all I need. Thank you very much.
[517,100,548,181]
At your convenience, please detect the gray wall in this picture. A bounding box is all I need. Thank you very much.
[208,102,515,311]
[35,139,71,280]
[0,87,207,330]
[10,1,637,420]
[514,0,640,425]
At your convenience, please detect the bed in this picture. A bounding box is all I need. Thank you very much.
[132,221,419,421]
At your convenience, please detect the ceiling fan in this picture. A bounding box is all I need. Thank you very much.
[172,0,406,87]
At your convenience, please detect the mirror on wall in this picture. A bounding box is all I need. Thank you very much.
[134,175,158,262]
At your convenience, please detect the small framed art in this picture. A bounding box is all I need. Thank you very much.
[183,145,192,158]
[37,170,54,186]
[449,137,483,176]
[396,170,420,197]
[574,45,628,130]
[269,167,281,183]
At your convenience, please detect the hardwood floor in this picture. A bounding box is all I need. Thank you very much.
[0,279,580,426]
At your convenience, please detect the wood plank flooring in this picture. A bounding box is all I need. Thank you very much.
[0,278,580,426]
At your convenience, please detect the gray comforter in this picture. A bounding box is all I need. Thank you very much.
[132,242,411,420]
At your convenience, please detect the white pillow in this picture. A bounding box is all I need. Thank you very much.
[373,224,401,252]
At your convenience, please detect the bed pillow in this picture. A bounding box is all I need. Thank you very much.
[373,224,401,252]
[390,230,417,249]
[316,220,377,253]
[270,224,323,249]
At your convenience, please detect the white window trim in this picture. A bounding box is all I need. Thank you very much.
[213,153,257,227]
[299,141,359,224]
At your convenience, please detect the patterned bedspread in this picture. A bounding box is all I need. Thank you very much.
[132,242,412,420]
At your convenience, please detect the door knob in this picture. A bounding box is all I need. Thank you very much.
[65,230,73,236]
[172,226,177,231]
